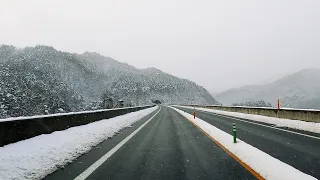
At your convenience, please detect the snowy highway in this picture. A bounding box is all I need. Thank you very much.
[41,105,320,180]
[45,106,257,180]
[2,105,317,179]
[176,106,320,179]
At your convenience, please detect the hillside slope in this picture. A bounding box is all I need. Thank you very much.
[76,52,218,105]
[0,45,218,118]
[214,69,320,109]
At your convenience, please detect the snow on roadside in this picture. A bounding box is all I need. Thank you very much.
[170,106,316,180]
[0,105,153,122]
[0,106,158,180]
[177,106,320,134]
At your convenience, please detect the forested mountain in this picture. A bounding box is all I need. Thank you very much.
[0,45,218,118]
[215,69,320,109]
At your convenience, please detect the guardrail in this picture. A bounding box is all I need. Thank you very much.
[0,105,155,147]
[186,105,320,123]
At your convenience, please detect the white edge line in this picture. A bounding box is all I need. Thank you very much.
[74,106,161,180]
[178,106,320,140]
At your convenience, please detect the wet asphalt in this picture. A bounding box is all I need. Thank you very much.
[45,106,255,180]
[176,106,320,179]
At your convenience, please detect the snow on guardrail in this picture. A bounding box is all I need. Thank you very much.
[178,105,320,134]
[0,105,154,122]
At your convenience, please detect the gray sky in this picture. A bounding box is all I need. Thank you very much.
[1,0,320,92]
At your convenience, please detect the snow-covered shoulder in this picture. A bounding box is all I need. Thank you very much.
[170,106,316,180]
[177,105,320,134]
[0,106,158,180]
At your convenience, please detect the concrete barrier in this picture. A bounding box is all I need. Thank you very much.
[188,105,320,123]
[0,105,155,147]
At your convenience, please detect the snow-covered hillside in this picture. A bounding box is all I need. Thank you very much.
[77,52,218,106]
[214,69,320,109]
[0,45,218,118]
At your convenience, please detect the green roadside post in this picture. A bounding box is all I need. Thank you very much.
[233,123,237,143]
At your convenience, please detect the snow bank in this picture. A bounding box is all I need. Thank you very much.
[178,106,320,134]
[0,106,158,180]
[170,106,316,180]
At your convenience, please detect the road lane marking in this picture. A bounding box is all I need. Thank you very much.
[179,107,320,140]
[169,107,264,180]
[198,109,320,140]
[74,106,161,180]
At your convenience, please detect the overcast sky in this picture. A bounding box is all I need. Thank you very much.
[1,0,319,92]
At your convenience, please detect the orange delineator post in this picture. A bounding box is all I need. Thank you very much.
[193,111,196,119]
[277,99,280,110]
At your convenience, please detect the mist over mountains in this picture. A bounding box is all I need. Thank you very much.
[0,45,218,118]
[214,69,320,109]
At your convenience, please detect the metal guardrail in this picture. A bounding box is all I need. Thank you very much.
[184,104,320,123]
[0,105,155,147]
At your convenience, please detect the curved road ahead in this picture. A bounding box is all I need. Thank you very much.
[45,106,256,180]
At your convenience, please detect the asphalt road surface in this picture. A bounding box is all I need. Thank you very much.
[176,106,320,179]
[45,106,256,180]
